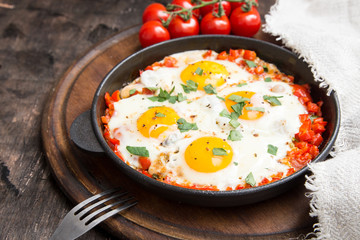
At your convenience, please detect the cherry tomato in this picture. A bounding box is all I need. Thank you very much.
[230,0,258,10]
[168,15,199,39]
[142,3,170,23]
[200,0,231,17]
[171,0,200,18]
[200,13,230,35]
[139,21,170,48]
[230,7,261,37]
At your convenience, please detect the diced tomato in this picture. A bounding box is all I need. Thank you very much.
[286,168,295,176]
[139,156,151,170]
[104,92,113,106]
[202,50,212,58]
[258,177,270,186]
[311,133,323,146]
[111,90,121,102]
[292,84,312,104]
[109,138,120,146]
[101,115,110,124]
[312,123,326,134]
[299,114,309,123]
[229,49,242,59]
[243,50,256,61]
[217,51,228,60]
[307,102,320,113]
[163,56,177,67]
[254,66,264,75]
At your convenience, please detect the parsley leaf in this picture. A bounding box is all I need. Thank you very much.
[245,172,256,187]
[245,107,265,112]
[267,144,278,155]
[263,95,283,106]
[181,80,198,93]
[228,95,250,103]
[203,84,217,94]
[237,83,248,87]
[229,119,240,128]
[219,109,231,118]
[126,146,149,157]
[231,102,246,116]
[309,115,318,123]
[195,67,203,76]
[212,148,228,156]
[233,162,238,166]
[177,93,187,102]
[263,66,269,72]
[129,89,136,95]
[155,112,165,117]
[264,77,272,82]
[228,130,243,141]
[216,95,226,101]
[177,118,198,132]
[245,60,257,68]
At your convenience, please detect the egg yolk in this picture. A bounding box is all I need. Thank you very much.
[137,106,180,138]
[185,137,233,173]
[225,91,264,120]
[180,61,229,89]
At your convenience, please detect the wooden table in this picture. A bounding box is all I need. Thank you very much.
[1,0,315,239]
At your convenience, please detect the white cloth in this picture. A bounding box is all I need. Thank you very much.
[264,0,360,239]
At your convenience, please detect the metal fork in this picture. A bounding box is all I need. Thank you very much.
[49,187,137,240]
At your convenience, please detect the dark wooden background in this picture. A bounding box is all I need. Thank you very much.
[0,0,290,240]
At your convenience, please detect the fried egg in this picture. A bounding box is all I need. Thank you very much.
[105,50,309,190]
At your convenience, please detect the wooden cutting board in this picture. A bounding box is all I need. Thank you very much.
[41,25,315,239]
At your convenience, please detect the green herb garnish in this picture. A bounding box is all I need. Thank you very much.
[237,83,248,87]
[245,60,257,68]
[263,95,283,106]
[228,95,250,103]
[177,92,187,102]
[263,66,269,72]
[245,172,256,187]
[309,115,318,123]
[126,146,149,157]
[212,148,228,156]
[216,95,226,101]
[195,67,203,76]
[219,109,231,118]
[177,118,198,132]
[245,107,265,112]
[181,80,198,93]
[264,77,272,82]
[155,112,165,117]
[267,144,278,155]
[129,89,136,95]
[203,84,217,94]
[232,102,246,116]
[227,130,243,141]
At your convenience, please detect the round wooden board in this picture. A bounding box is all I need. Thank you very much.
[42,26,315,239]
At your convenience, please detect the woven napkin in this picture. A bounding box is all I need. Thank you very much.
[264,0,360,239]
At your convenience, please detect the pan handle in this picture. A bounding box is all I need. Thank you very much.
[70,110,104,153]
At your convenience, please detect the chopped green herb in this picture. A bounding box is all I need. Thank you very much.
[264,77,272,82]
[203,84,217,94]
[230,112,240,120]
[309,115,318,123]
[195,67,203,76]
[177,93,187,102]
[216,95,226,101]
[245,107,265,112]
[212,148,228,156]
[129,89,136,95]
[245,172,256,187]
[148,87,182,104]
[168,95,177,104]
[228,130,243,141]
[267,144,278,155]
[237,83,248,87]
[155,112,165,117]
[219,109,231,118]
[231,102,246,116]
[177,118,198,132]
[145,87,158,91]
[263,66,269,72]
[245,60,257,68]
[229,119,240,128]
[263,95,283,106]
[233,162,238,166]
[181,80,198,93]
[228,95,250,103]
[126,146,149,157]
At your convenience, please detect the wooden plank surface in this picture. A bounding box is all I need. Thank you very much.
[0,0,316,239]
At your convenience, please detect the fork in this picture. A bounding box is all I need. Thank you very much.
[49,187,137,240]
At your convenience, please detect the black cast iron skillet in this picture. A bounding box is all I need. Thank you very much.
[70,35,340,207]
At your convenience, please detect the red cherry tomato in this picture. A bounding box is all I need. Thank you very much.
[200,13,230,35]
[230,7,261,37]
[168,15,199,39]
[230,0,258,10]
[142,3,170,23]
[200,0,231,17]
[139,21,170,48]
[171,0,200,18]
